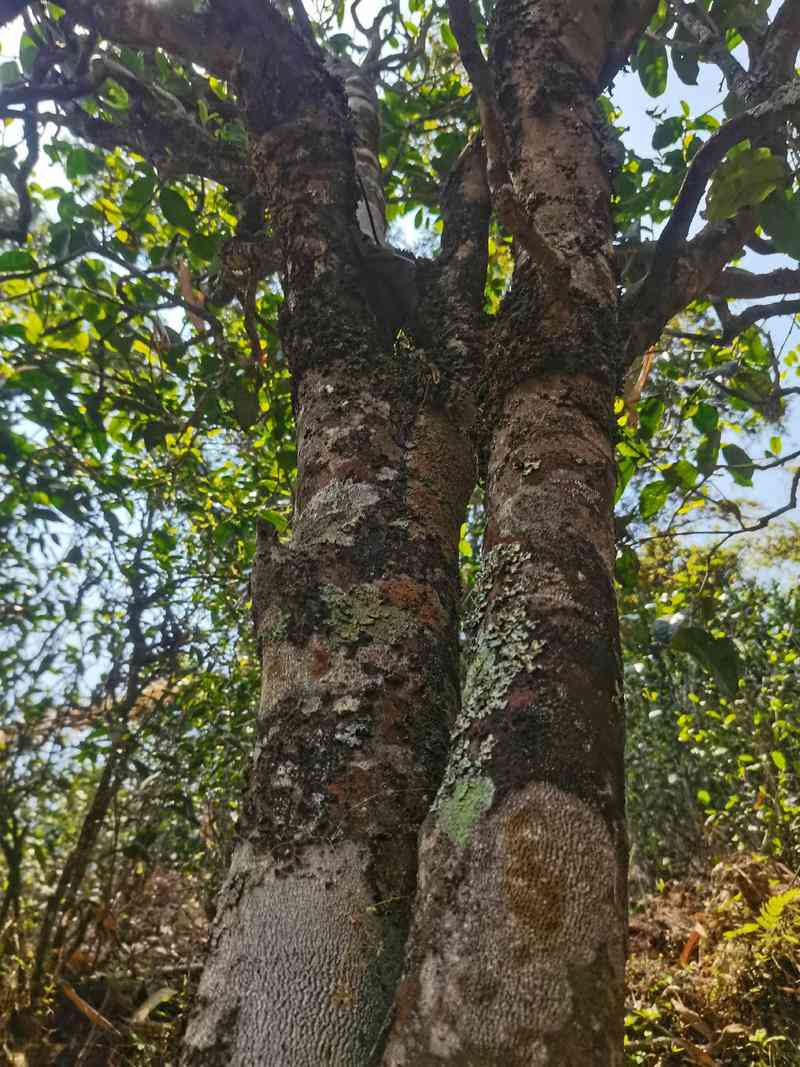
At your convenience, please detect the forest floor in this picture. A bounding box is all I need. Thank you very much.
[2,853,799,1066]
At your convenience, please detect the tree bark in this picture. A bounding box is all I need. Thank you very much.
[382,1,627,1063]
[182,67,482,1064]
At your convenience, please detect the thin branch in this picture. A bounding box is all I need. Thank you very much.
[672,0,746,89]
[678,470,800,544]
[621,209,755,369]
[0,104,38,242]
[720,298,800,342]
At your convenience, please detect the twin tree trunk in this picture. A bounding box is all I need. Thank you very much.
[184,1,625,1064]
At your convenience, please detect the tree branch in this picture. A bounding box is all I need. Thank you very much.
[445,0,567,275]
[0,105,38,242]
[439,135,490,310]
[57,0,232,76]
[761,0,800,81]
[621,209,756,368]
[720,297,800,342]
[672,0,746,89]
[709,266,800,300]
[645,79,800,294]
[600,0,660,89]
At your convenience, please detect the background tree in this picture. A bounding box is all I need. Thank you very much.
[0,0,799,1064]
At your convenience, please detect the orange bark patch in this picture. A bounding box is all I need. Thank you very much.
[503,808,563,935]
[392,977,420,1027]
[309,642,331,678]
[507,687,537,709]
[326,766,375,808]
[378,577,445,629]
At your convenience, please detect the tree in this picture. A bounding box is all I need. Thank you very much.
[1,0,799,1063]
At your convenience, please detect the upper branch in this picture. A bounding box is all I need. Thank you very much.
[672,0,746,90]
[445,0,567,274]
[58,0,226,71]
[709,266,800,300]
[600,0,660,89]
[57,0,328,134]
[439,135,490,311]
[446,0,507,192]
[621,210,756,367]
[0,106,38,242]
[761,0,800,82]
[645,79,800,292]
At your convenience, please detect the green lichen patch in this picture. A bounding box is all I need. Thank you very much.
[440,776,495,847]
[322,583,415,644]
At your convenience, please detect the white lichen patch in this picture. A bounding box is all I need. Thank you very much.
[183,840,390,1064]
[260,642,312,715]
[296,480,380,546]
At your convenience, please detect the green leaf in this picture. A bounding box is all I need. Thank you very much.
[159,187,195,232]
[771,750,787,772]
[66,147,103,181]
[670,625,741,698]
[696,429,721,475]
[231,381,260,430]
[652,117,683,151]
[691,402,719,434]
[636,37,668,98]
[638,396,664,440]
[0,250,38,272]
[123,175,157,216]
[639,479,670,521]
[19,34,38,74]
[328,32,353,55]
[213,520,237,546]
[440,22,458,51]
[722,443,754,486]
[672,48,699,86]
[189,232,218,261]
[758,189,800,260]
[615,546,640,590]
[663,460,698,490]
[152,527,177,554]
[706,147,785,222]
[0,60,21,85]
[261,509,288,533]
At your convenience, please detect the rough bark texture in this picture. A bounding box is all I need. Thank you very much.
[182,35,482,1063]
[382,1,626,1063]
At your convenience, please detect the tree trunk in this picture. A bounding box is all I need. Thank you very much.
[381,1,627,1063]
[185,1,627,1062]
[182,76,481,1061]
